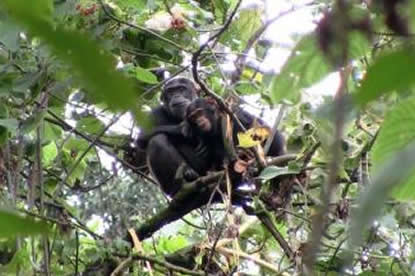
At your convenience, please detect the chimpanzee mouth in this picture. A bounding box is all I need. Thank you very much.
[196,119,211,131]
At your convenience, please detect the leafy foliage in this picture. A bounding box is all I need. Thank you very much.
[0,0,415,275]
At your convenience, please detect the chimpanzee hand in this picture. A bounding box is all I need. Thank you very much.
[183,166,200,182]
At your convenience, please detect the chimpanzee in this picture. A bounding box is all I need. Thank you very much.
[125,77,199,181]
[132,77,285,197]
[138,98,225,178]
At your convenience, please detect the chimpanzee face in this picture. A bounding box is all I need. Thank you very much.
[186,99,217,134]
[187,107,212,132]
[161,78,199,120]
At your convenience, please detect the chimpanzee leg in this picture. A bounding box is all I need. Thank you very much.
[147,134,199,197]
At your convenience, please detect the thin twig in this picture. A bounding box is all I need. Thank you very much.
[191,0,246,132]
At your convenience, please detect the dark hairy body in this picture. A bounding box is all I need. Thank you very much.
[138,98,225,177]
[133,77,285,198]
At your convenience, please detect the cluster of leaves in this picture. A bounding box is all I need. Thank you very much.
[1,0,415,275]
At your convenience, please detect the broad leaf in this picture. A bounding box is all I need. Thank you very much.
[355,48,415,106]
[221,7,262,49]
[259,166,299,180]
[135,66,158,84]
[76,116,105,135]
[0,209,49,237]
[1,0,147,124]
[43,142,58,167]
[0,22,21,51]
[0,118,18,132]
[372,97,415,200]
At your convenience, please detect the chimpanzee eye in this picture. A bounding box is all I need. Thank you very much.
[188,108,203,120]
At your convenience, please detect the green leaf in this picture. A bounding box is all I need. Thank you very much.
[258,166,299,180]
[43,142,57,167]
[0,103,8,118]
[354,48,415,106]
[0,127,7,145]
[235,81,258,95]
[270,34,331,104]
[411,0,415,34]
[234,8,262,46]
[65,137,90,153]
[372,97,415,200]
[44,122,62,141]
[76,116,105,135]
[0,248,31,274]
[221,7,262,49]
[0,118,18,132]
[213,0,228,23]
[1,0,147,124]
[0,209,49,238]
[0,71,20,96]
[0,22,21,51]
[135,66,158,84]
[348,31,370,60]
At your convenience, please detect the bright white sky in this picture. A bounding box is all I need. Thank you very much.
[263,0,339,101]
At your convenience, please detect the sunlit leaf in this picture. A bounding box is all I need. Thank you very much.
[235,81,259,95]
[355,48,415,106]
[234,8,262,45]
[43,142,57,167]
[237,127,270,148]
[44,122,62,141]
[0,209,50,237]
[372,97,415,200]
[221,7,262,49]
[213,0,228,23]
[348,31,370,60]
[76,116,105,135]
[135,66,158,84]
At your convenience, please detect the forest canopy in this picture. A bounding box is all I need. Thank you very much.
[1,0,415,275]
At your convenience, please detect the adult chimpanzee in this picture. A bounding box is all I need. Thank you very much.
[134,77,285,197]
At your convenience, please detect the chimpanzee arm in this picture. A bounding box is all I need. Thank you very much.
[136,123,189,148]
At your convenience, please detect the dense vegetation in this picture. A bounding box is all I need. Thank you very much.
[1,0,415,275]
